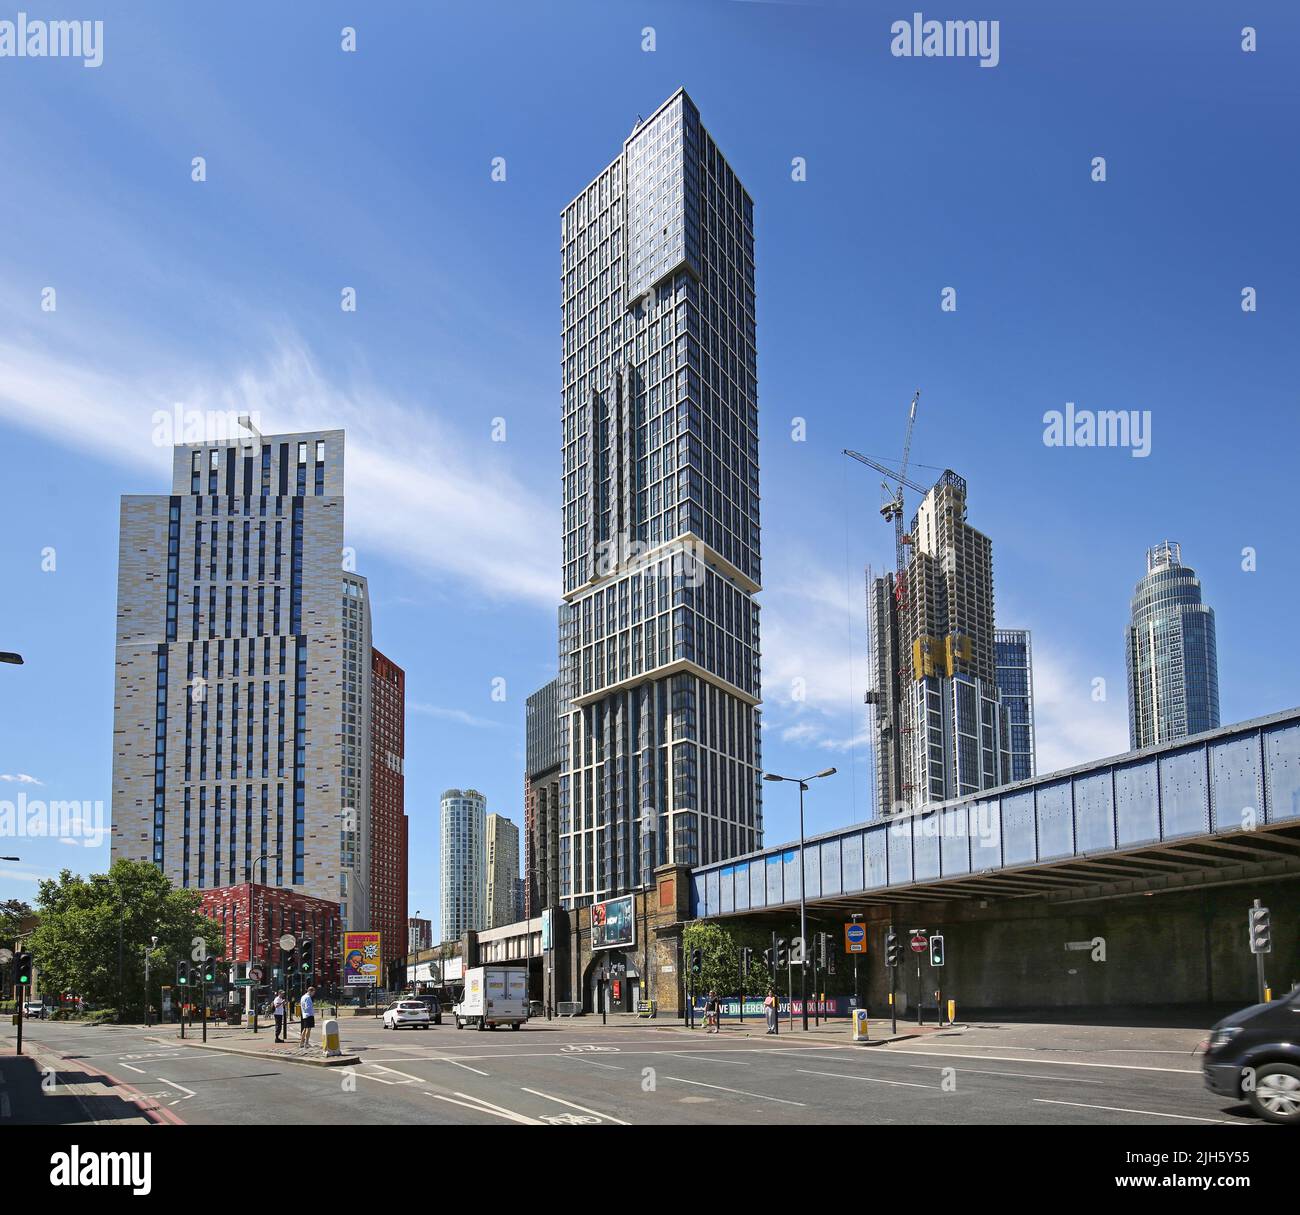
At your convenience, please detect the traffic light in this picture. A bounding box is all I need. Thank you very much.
[176,960,190,987]
[1249,905,1272,955]
[740,947,753,978]
[885,931,901,969]
[820,932,836,975]
[689,947,702,975]
[929,934,946,967]
[775,938,788,969]
[300,938,314,976]
[284,947,298,977]
[201,954,216,984]
[14,951,32,987]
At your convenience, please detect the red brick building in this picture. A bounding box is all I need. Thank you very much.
[369,648,407,981]
[199,883,342,983]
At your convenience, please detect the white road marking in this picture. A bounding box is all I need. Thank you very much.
[885,1047,1199,1075]
[521,1087,630,1125]
[911,1065,1105,1085]
[353,1063,423,1086]
[668,1053,751,1066]
[426,1091,539,1124]
[442,1058,490,1076]
[798,1068,935,1089]
[559,1054,624,1070]
[119,1063,147,1074]
[450,1090,544,1125]
[663,1075,806,1106]
[1033,1098,1244,1124]
[157,1078,196,1099]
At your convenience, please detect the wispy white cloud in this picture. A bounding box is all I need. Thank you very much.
[0,773,42,785]
[409,702,501,729]
[0,869,43,883]
[1029,644,1130,775]
[0,332,556,606]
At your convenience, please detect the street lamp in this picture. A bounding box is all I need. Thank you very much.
[247,854,278,1030]
[763,768,837,1030]
[144,935,159,1027]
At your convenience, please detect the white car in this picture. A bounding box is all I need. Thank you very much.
[22,1001,48,1019]
[382,1000,431,1030]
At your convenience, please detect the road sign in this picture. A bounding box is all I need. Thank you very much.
[844,922,867,954]
[249,964,265,983]
[910,933,928,954]
[278,933,296,951]
[233,979,256,987]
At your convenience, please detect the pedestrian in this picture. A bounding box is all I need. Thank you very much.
[705,990,721,1033]
[763,987,778,1035]
[272,990,286,1042]
[298,986,317,1049]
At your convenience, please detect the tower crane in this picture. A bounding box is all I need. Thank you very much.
[843,390,921,606]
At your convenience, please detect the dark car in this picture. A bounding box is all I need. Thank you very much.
[413,995,443,1025]
[1203,986,1300,1124]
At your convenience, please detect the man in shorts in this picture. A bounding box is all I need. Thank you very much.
[298,986,317,1048]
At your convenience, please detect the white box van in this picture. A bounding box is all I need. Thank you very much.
[453,966,528,1030]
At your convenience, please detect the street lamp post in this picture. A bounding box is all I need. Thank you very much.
[763,768,837,1031]
[247,854,278,1032]
[144,935,158,1027]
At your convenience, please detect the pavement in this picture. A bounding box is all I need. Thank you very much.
[0,1009,1264,1127]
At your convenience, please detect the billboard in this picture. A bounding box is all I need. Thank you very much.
[590,894,635,951]
[342,931,382,986]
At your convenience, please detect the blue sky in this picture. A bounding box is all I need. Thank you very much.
[1,1,1297,940]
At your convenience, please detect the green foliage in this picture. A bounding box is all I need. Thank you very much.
[681,920,793,997]
[682,919,860,1002]
[27,859,224,1021]
[0,898,34,950]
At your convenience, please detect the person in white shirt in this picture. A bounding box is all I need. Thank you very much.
[299,987,316,1048]
[272,991,286,1042]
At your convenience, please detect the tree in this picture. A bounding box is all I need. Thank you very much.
[676,925,774,1003]
[0,898,34,950]
[28,859,224,1018]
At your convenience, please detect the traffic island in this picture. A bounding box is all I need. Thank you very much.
[167,1030,359,1067]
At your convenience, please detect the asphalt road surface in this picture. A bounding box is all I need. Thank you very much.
[0,1015,1270,1127]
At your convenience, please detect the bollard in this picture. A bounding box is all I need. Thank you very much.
[851,1008,870,1043]
[947,998,956,1024]
[323,1017,342,1057]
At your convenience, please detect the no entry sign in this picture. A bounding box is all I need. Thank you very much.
[910,933,928,953]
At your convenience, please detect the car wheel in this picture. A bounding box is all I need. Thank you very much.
[511,1022,520,1031]
[1248,1063,1300,1124]
[477,1018,485,1031]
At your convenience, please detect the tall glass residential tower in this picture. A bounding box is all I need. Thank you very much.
[994,629,1036,783]
[557,89,761,907]
[1126,541,1220,749]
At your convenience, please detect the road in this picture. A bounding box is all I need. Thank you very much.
[0,1015,1269,1127]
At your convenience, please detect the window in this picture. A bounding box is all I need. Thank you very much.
[297,442,307,465]
[315,440,325,462]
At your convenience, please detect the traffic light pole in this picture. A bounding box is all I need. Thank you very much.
[797,781,809,1030]
[14,986,23,1056]
[889,922,898,1035]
